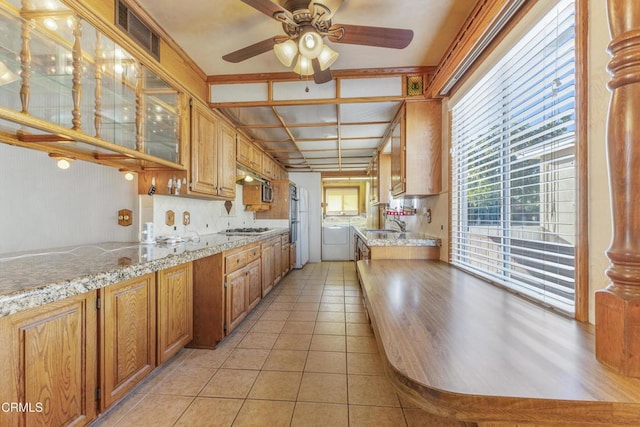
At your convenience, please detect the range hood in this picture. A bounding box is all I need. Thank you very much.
[236,165,267,185]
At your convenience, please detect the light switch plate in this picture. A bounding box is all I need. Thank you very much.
[183,211,190,226]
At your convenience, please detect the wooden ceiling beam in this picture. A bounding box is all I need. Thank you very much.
[321,170,368,178]
[207,66,436,84]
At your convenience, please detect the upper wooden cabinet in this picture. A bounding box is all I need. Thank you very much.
[0,291,98,427]
[190,100,236,200]
[391,101,442,197]
[237,134,263,175]
[0,0,187,171]
[256,180,291,220]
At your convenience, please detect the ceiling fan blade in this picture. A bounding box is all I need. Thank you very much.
[241,0,292,21]
[222,37,278,63]
[308,0,343,20]
[312,58,333,84]
[328,24,413,49]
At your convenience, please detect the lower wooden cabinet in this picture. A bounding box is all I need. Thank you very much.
[224,243,261,335]
[0,291,98,427]
[157,262,193,364]
[246,258,262,311]
[191,254,224,349]
[226,266,249,333]
[290,242,296,270]
[261,239,275,297]
[100,274,156,410]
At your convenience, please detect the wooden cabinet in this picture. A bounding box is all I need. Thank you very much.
[190,100,236,200]
[157,262,193,364]
[256,180,291,220]
[0,291,97,427]
[262,156,277,181]
[246,259,262,311]
[273,237,282,286]
[281,233,291,276]
[242,184,271,212]
[378,153,391,204]
[217,121,237,199]
[290,242,297,270]
[226,267,249,333]
[261,237,278,297]
[100,274,156,411]
[191,254,224,349]
[224,243,261,335]
[391,101,442,197]
[237,134,263,175]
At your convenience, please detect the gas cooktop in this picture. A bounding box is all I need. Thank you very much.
[221,227,272,236]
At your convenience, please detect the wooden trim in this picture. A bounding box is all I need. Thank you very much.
[207,67,436,84]
[427,0,528,98]
[0,107,186,170]
[210,95,409,109]
[321,171,368,178]
[574,0,589,322]
[595,0,640,377]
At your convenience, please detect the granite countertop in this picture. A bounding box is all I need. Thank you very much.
[354,227,441,247]
[0,228,288,318]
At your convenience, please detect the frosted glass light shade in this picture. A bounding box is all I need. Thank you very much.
[317,45,339,70]
[298,31,323,59]
[273,40,298,67]
[293,56,314,76]
[0,61,19,85]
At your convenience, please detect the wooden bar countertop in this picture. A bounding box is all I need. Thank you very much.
[356,260,640,425]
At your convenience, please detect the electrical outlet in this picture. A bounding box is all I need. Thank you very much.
[183,211,191,226]
[165,210,175,226]
[118,209,132,226]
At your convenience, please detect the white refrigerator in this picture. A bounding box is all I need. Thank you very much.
[295,188,310,268]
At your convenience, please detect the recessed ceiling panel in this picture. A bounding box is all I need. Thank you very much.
[341,124,389,138]
[273,80,336,101]
[340,77,403,98]
[275,104,337,124]
[261,141,297,151]
[291,126,338,140]
[246,127,291,142]
[303,150,340,159]
[211,83,268,103]
[341,139,380,150]
[306,158,342,165]
[340,102,402,123]
[221,107,280,125]
[296,140,338,151]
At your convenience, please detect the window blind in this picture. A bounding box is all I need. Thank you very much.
[450,0,576,313]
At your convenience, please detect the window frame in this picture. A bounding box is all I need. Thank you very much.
[323,185,361,217]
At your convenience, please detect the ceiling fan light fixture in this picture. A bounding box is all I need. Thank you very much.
[293,55,314,76]
[317,45,339,70]
[298,29,323,59]
[273,39,298,67]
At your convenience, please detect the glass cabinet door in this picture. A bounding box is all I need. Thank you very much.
[0,0,183,167]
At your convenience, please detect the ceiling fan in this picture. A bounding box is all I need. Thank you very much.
[222,0,414,84]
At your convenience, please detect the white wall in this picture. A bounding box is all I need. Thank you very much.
[289,172,322,262]
[0,144,138,255]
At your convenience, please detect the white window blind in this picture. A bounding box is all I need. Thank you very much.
[450,0,576,313]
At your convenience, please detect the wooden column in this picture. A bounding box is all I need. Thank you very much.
[595,0,640,377]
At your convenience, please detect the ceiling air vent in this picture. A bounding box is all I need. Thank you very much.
[116,0,160,60]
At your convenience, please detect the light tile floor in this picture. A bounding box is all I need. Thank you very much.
[92,262,465,427]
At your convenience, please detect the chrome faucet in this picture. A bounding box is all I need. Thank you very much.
[389,218,407,232]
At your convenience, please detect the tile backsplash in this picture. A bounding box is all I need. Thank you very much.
[140,184,257,239]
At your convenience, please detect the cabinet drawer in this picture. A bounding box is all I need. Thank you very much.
[246,244,261,264]
[225,243,261,273]
[281,233,290,245]
[225,251,247,273]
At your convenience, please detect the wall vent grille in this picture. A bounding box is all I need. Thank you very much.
[116,0,160,60]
